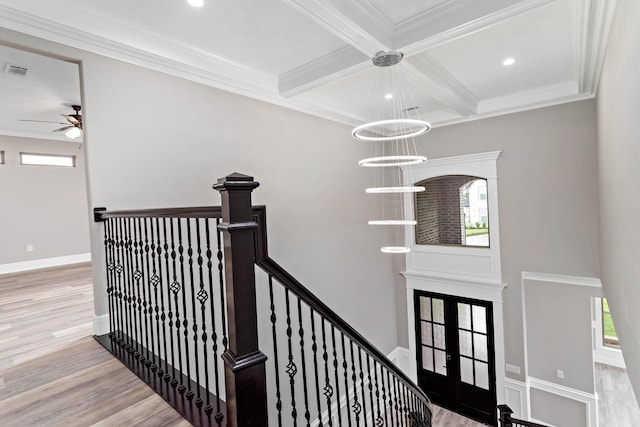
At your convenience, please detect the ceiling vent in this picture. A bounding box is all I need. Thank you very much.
[4,64,30,78]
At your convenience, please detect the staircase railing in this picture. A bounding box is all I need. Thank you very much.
[498,405,549,427]
[94,173,432,427]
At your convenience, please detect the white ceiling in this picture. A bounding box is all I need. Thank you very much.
[0,0,618,141]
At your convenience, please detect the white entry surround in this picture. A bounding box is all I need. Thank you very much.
[400,151,508,407]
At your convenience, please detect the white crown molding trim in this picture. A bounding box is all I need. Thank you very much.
[93,314,110,336]
[279,46,369,97]
[522,271,602,288]
[477,81,579,115]
[0,252,91,275]
[396,0,555,54]
[575,0,618,94]
[528,376,598,427]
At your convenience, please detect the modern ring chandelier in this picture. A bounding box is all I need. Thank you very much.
[353,51,431,254]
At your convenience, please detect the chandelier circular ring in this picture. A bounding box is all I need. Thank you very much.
[352,119,431,141]
[366,186,425,193]
[368,220,417,226]
[359,155,427,167]
[381,246,411,254]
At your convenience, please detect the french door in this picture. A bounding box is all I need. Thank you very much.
[414,291,497,425]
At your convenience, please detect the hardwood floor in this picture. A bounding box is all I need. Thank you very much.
[0,264,189,426]
[596,362,640,427]
[0,263,487,426]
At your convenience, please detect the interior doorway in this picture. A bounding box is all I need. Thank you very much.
[414,290,497,426]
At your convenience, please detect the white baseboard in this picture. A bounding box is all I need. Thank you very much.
[528,376,598,427]
[0,253,91,275]
[387,346,411,376]
[93,314,110,336]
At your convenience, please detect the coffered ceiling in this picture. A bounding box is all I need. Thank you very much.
[0,0,617,141]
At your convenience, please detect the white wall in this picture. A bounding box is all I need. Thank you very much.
[395,100,600,388]
[0,28,401,354]
[597,0,640,403]
[0,135,90,265]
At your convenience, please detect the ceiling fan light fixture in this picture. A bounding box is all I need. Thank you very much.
[502,57,516,66]
[65,126,82,139]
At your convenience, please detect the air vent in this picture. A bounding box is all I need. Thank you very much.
[4,64,30,77]
[404,106,419,112]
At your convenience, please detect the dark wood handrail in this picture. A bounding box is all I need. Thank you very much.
[93,204,431,407]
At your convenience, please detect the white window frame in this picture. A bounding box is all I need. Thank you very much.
[20,152,76,167]
[592,297,625,368]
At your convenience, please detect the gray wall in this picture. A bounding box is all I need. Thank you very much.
[0,29,401,354]
[597,0,640,402]
[0,135,90,264]
[395,100,601,384]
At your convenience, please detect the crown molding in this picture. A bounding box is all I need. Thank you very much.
[574,0,618,94]
[522,271,602,288]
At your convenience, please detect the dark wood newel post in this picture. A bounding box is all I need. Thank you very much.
[213,173,268,427]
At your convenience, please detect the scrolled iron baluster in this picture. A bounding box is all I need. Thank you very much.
[349,341,362,425]
[193,217,206,406]
[341,333,352,427]
[205,219,224,424]
[149,218,161,373]
[177,218,189,394]
[372,360,384,427]
[269,276,283,427]
[167,218,179,385]
[297,297,311,426]
[285,288,298,426]
[132,217,144,361]
[104,219,116,338]
[320,319,333,427]
[310,308,323,426]
[357,346,368,427]
[331,326,342,427]
[142,218,153,367]
[366,353,375,426]
[183,218,196,400]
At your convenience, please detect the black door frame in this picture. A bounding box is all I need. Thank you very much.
[414,290,498,425]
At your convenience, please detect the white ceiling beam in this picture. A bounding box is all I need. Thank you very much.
[403,54,478,116]
[395,0,556,54]
[279,46,369,97]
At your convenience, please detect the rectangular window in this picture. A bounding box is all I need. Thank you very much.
[20,152,75,167]
[602,298,620,348]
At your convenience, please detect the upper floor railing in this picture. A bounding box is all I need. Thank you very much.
[94,172,432,427]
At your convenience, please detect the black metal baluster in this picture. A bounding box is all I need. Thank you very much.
[357,347,368,427]
[184,218,196,399]
[104,219,116,338]
[297,297,311,426]
[393,376,401,426]
[320,319,333,427]
[330,326,342,427]
[115,218,126,348]
[380,365,388,427]
[269,276,283,427]
[366,354,375,426]
[150,218,161,373]
[124,218,135,353]
[133,218,144,361]
[341,333,352,427]
[309,309,323,426]
[127,217,139,358]
[160,218,171,380]
[349,341,361,425]
[193,218,206,406]
[386,370,396,427]
[285,288,298,426]
[205,219,223,425]
[167,218,179,385]
[400,383,408,425]
[372,360,383,427]
[215,218,228,351]
[177,218,189,394]
[142,218,153,367]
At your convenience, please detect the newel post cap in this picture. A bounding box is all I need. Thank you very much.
[213,172,260,192]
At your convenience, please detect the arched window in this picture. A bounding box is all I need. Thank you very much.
[414,175,489,247]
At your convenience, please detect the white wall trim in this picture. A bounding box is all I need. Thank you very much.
[504,377,528,419]
[528,376,598,427]
[0,252,91,275]
[522,271,603,288]
[93,313,110,336]
[387,346,411,377]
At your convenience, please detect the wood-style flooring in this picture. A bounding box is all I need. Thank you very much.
[0,263,486,427]
[596,362,640,427]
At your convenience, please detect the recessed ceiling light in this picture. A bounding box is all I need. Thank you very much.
[503,58,516,66]
[186,0,204,7]
[384,93,393,99]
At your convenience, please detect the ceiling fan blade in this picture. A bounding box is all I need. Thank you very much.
[66,115,81,125]
[52,126,74,132]
[19,119,67,124]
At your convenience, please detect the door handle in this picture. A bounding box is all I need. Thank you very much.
[446,354,452,361]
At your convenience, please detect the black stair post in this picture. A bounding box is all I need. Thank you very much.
[213,173,268,427]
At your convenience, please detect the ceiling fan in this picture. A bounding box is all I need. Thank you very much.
[20,105,83,139]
